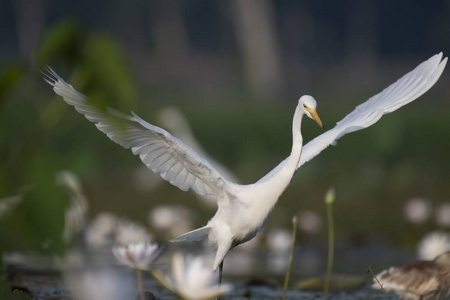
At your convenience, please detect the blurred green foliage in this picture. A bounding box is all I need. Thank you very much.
[37,20,83,64]
[0,20,141,256]
[0,61,25,99]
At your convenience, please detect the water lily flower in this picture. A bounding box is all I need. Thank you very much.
[113,241,162,300]
[297,210,322,235]
[86,213,153,249]
[148,204,194,237]
[403,197,432,224]
[115,220,153,246]
[112,241,161,270]
[417,231,450,260]
[152,253,232,300]
[86,212,119,249]
[435,203,450,227]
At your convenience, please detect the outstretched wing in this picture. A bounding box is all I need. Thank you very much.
[44,67,235,199]
[297,53,447,169]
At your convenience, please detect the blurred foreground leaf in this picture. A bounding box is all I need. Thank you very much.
[0,156,67,254]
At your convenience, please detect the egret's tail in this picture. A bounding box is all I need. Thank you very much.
[170,226,211,243]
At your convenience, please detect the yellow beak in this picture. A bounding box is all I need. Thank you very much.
[309,108,324,130]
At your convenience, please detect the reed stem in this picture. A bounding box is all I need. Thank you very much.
[282,215,298,300]
[368,266,389,300]
[136,268,145,300]
[324,188,335,295]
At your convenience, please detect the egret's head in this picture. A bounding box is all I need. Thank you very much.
[299,95,324,129]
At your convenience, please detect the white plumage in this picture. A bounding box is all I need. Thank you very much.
[44,53,446,276]
[297,53,447,168]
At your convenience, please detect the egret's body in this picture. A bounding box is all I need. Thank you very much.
[156,97,319,270]
[44,53,446,274]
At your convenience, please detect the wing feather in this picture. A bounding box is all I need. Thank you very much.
[44,67,234,198]
[297,53,447,169]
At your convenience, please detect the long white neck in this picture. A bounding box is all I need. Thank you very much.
[290,106,304,164]
[255,106,304,192]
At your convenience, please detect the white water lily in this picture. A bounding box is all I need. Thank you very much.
[148,204,194,237]
[403,197,432,224]
[115,220,153,246]
[417,231,450,260]
[112,241,161,270]
[435,202,450,227]
[153,253,232,300]
[86,212,119,249]
[297,210,322,235]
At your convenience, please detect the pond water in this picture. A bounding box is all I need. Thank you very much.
[4,240,415,299]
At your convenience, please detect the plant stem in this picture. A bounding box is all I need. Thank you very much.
[324,189,335,295]
[282,215,297,300]
[136,268,145,300]
[368,266,389,300]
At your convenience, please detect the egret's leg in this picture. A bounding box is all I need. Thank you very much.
[218,261,223,285]
[216,262,224,300]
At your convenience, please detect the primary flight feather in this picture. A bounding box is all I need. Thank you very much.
[44,53,446,278]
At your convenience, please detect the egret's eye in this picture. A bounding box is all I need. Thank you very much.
[303,104,307,108]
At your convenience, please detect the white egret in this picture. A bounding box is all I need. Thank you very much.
[44,53,446,281]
